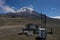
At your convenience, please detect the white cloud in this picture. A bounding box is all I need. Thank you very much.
[51,8,56,10]
[50,16,60,19]
[17,5,34,13]
[0,0,16,13]
[1,6,16,13]
[0,0,34,13]
[29,5,33,9]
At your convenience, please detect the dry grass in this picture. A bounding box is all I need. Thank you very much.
[0,18,41,26]
[0,25,60,40]
[0,25,37,40]
[0,18,60,40]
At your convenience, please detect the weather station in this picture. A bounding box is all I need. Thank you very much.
[35,11,53,40]
[16,0,53,40]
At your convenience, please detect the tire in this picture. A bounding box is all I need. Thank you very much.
[36,37,40,40]
[25,33,28,36]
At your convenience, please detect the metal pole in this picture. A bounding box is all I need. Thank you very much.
[41,10,43,27]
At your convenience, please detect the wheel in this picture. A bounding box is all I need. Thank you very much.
[24,33,28,36]
[36,37,40,40]
[17,33,23,35]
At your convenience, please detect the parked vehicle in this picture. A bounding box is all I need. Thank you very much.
[21,23,39,36]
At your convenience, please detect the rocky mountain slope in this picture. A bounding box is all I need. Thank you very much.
[0,7,60,26]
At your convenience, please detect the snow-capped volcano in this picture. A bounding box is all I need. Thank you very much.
[17,7,34,13]
[7,6,47,19]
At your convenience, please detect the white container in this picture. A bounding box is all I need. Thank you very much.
[39,28,46,38]
[27,31,33,36]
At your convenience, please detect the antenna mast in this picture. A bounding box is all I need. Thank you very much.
[41,10,46,28]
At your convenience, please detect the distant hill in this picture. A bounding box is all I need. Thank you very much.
[0,7,47,18]
[0,7,60,26]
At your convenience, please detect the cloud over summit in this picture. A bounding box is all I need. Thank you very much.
[0,0,34,13]
[50,16,60,19]
[0,0,16,13]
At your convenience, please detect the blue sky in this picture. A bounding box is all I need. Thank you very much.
[0,0,60,17]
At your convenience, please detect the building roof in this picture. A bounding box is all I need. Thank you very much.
[25,23,39,26]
